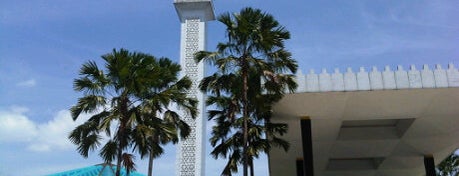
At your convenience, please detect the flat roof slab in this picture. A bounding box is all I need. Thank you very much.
[269,88,459,176]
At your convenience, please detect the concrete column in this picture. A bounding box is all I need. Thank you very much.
[424,155,435,176]
[296,158,304,176]
[301,117,314,176]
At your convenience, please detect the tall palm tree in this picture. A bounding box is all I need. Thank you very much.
[203,67,292,176]
[133,58,197,176]
[195,7,297,176]
[69,49,196,176]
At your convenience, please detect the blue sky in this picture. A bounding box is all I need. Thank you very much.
[0,0,458,175]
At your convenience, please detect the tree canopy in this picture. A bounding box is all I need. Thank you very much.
[195,7,297,176]
[69,49,196,176]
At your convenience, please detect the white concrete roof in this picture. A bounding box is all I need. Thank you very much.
[295,63,459,93]
[269,88,459,176]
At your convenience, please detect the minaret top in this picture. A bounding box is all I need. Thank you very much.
[174,0,215,22]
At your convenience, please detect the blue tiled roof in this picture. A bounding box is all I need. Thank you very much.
[47,163,145,176]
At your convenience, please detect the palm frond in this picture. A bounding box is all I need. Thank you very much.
[77,133,101,158]
[70,95,107,120]
[100,140,117,162]
[122,153,136,174]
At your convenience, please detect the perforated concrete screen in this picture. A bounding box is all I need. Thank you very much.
[174,1,214,175]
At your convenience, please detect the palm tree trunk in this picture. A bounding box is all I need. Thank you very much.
[116,121,126,176]
[249,157,254,176]
[148,149,154,176]
[116,134,123,176]
[116,96,128,176]
[265,120,272,176]
[242,60,249,176]
[148,136,157,176]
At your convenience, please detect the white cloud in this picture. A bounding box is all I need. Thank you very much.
[16,79,36,87]
[31,110,90,151]
[0,108,37,142]
[0,106,89,152]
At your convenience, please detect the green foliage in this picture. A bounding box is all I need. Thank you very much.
[196,7,297,176]
[437,153,459,176]
[69,49,197,176]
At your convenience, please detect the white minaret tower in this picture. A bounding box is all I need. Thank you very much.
[174,1,214,176]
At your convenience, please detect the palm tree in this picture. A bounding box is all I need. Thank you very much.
[133,58,197,176]
[69,49,196,176]
[203,68,292,175]
[195,7,297,176]
[437,153,459,176]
